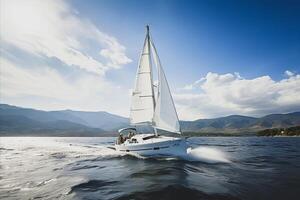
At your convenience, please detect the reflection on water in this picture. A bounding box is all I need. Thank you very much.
[0,137,300,200]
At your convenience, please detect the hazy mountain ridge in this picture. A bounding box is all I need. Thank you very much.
[0,104,300,136]
[181,115,257,131]
[0,104,128,136]
[0,104,87,124]
[0,114,105,136]
[181,113,300,134]
[61,110,129,131]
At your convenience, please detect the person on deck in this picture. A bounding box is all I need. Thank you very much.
[117,134,125,144]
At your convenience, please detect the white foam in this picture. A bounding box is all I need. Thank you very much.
[0,137,230,163]
[185,146,231,163]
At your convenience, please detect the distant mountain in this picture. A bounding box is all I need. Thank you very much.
[181,115,257,131]
[254,112,300,129]
[181,112,300,134]
[0,104,127,136]
[0,114,104,136]
[1,104,300,136]
[0,104,128,131]
[61,110,128,131]
[0,104,86,124]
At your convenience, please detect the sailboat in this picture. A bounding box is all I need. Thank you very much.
[114,26,187,157]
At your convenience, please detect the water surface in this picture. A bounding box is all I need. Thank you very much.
[1,137,300,200]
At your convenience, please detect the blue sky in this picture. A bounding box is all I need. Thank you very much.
[1,0,300,119]
[72,0,300,82]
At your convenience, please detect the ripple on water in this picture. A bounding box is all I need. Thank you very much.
[70,165,105,171]
[0,147,14,151]
[69,180,119,193]
[53,167,63,171]
[130,167,183,178]
[37,178,56,186]
[50,152,67,159]
[114,185,241,200]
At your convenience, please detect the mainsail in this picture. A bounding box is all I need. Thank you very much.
[129,26,155,125]
[130,26,181,134]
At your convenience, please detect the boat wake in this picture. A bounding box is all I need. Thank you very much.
[102,145,231,163]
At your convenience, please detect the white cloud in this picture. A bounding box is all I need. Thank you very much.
[176,72,300,120]
[181,77,206,90]
[0,0,133,116]
[0,57,130,116]
[181,72,243,91]
[0,0,131,75]
[285,70,294,77]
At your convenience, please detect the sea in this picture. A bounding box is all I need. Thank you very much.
[0,137,300,200]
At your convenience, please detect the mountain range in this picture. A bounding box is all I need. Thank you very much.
[0,104,128,136]
[0,104,300,136]
[181,113,300,135]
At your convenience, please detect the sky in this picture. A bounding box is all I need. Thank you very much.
[0,0,300,120]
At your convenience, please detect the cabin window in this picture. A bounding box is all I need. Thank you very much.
[142,135,156,140]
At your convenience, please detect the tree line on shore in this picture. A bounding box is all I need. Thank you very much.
[257,126,300,136]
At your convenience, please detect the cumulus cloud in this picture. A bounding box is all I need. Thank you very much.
[182,77,206,90]
[176,72,300,120]
[0,57,130,116]
[285,70,294,77]
[0,0,131,75]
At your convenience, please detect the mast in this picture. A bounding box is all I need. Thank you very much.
[146,25,156,110]
[146,25,159,136]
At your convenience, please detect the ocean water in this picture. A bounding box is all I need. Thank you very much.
[0,137,300,200]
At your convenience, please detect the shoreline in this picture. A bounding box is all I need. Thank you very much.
[1,135,300,138]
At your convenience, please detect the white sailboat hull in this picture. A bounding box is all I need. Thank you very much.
[114,134,188,157]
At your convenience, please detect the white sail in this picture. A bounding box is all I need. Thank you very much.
[151,40,181,134]
[129,29,155,125]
